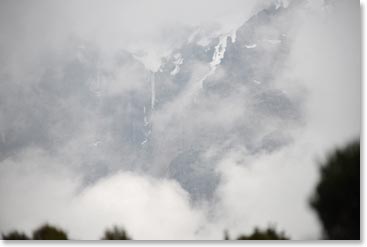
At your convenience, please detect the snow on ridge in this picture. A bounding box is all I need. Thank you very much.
[194,35,229,89]
[245,44,257,49]
[198,33,231,88]
[210,35,228,68]
[170,53,184,76]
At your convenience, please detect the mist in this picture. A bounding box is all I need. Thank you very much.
[0,0,360,240]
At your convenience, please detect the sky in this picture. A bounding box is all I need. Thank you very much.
[0,0,361,240]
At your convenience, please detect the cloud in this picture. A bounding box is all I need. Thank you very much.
[213,140,322,240]
[0,0,360,240]
[0,148,206,240]
[286,0,361,150]
[208,0,361,240]
[0,0,266,72]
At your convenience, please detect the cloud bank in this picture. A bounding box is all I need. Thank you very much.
[0,0,360,240]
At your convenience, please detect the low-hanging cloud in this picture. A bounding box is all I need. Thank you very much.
[0,148,207,240]
[0,0,360,240]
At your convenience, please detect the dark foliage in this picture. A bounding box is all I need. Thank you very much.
[32,224,68,240]
[224,230,230,240]
[101,226,131,240]
[236,227,289,240]
[310,141,360,240]
[2,231,30,240]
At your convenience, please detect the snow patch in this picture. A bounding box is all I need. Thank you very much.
[253,79,262,85]
[196,35,229,89]
[245,44,257,49]
[230,30,237,43]
[151,73,156,110]
[210,36,228,68]
[143,107,149,126]
[170,53,184,76]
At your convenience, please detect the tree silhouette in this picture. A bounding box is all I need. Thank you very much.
[32,224,68,240]
[310,140,360,240]
[224,230,230,240]
[2,231,30,240]
[236,227,289,240]
[101,226,131,240]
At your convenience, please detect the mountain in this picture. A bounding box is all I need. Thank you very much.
[133,1,303,201]
[0,1,304,202]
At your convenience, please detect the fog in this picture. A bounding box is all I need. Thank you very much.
[0,0,360,240]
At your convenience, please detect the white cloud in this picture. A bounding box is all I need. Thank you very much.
[0,0,360,241]
[0,149,206,240]
[213,141,322,240]
[286,0,361,150]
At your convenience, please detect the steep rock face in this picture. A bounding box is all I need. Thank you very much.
[0,2,304,201]
[146,2,303,200]
[168,149,220,202]
[106,2,302,201]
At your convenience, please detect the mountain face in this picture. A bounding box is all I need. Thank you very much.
[0,1,304,201]
[140,2,303,201]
